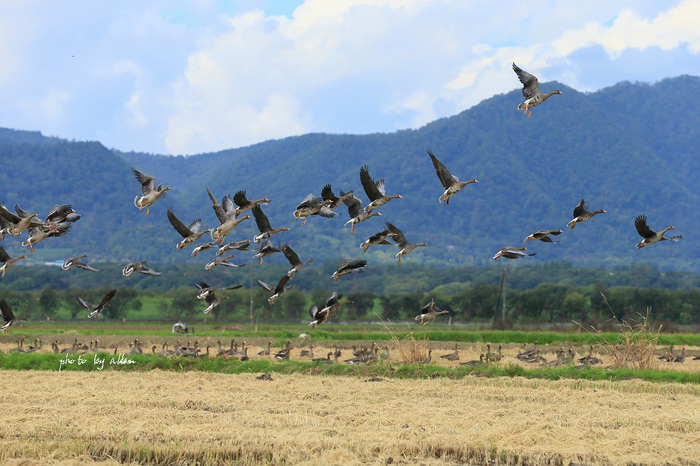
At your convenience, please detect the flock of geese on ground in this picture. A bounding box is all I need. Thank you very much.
[0,63,685,335]
[7,336,699,367]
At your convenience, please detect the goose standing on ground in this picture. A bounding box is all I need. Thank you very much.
[492,246,535,261]
[78,290,117,318]
[331,258,367,282]
[461,354,486,367]
[252,205,290,244]
[299,344,315,358]
[343,194,380,234]
[132,168,170,215]
[281,244,313,279]
[191,241,218,258]
[194,281,242,300]
[258,341,272,356]
[360,228,396,253]
[293,194,336,226]
[360,165,403,213]
[674,347,686,363]
[321,185,354,211]
[167,207,212,250]
[62,254,99,272]
[634,215,682,249]
[512,63,562,117]
[122,261,161,278]
[275,340,292,360]
[254,240,280,265]
[207,189,251,244]
[577,345,602,365]
[308,292,353,329]
[22,223,72,253]
[567,199,607,229]
[45,204,81,224]
[233,191,271,218]
[441,344,460,361]
[415,299,449,326]
[0,203,47,237]
[0,246,27,278]
[204,255,244,272]
[385,222,427,264]
[216,240,250,257]
[524,230,564,243]
[427,150,478,205]
[257,276,294,304]
[0,300,25,333]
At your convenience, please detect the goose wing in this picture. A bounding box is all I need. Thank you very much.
[572,199,588,218]
[233,190,250,208]
[252,205,271,233]
[50,222,72,237]
[635,215,655,239]
[343,195,363,219]
[77,296,93,310]
[325,292,342,307]
[207,188,228,224]
[309,305,319,319]
[427,150,457,189]
[385,222,408,248]
[338,258,367,272]
[419,300,435,316]
[256,279,273,292]
[281,244,301,266]
[0,246,10,263]
[46,204,73,222]
[0,299,14,321]
[360,165,383,201]
[195,281,211,291]
[274,275,291,294]
[296,194,321,210]
[512,63,540,99]
[98,290,117,309]
[321,184,338,203]
[0,202,21,223]
[14,204,32,218]
[132,168,155,195]
[222,196,236,218]
[167,208,194,237]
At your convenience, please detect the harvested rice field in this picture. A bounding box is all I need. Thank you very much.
[2,370,700,465]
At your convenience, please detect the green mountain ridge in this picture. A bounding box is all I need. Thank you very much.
[1,76,698,273]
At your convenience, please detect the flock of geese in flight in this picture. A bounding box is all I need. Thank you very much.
[0,63,684,334]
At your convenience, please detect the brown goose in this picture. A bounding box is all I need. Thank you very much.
[132,167,170,215]
[122,261,161,278]
[440,344,460,361]
[62,254,99,272]
[45,204,81,224]
[674,347,686,363]
[524,230,563,243]
[78,290,117,318]
[233,191,270,218]
[257,276,294,304]
[415,299,449,326]
[252,205,290,244]
[0,245,27,278]
[634,215,682,249]
[331,258,367,282]
[253,240,281,265]
[360,165,402,213]
[293,194,336,226]
[22,223,72,253]
[281,244,313,279]
[204,254,244,271]
[203,290,229,315]
[0,202,47,237]
[167,207,212,250]
[460,354,486,367]
[321,185,354,211]
[194,281,242,300]
[0,214,12,239]
[512,63,562,117]
[299,344,315,358]
[427,150,478,205]
[385,222,427,264]
[1,300,25,333]
[577,345,602,365]
[207,189,251,244]
[308,292,353,329]
[191,241,218,258]
[258,341,272,356]
[360,228,396,253]
[492,246,535,261]
[216,240,251,257]
[486,344,503,362]
[567,199,607,229]
[343,194,380,234]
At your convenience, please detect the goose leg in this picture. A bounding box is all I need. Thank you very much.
[527,109,532,117]
[301,218,307,226]
[397,255,402,264]
[1,269,5,279]
[350,224,354,235]
[145,208,150,216]
[258,258,262,266]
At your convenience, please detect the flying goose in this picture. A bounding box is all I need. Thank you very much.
[427,150,478,205]
[308,292,353,329]
[167,207,212,250]
[492,246,535,261]
[331,258,367,282]
[0,214,12,240]
[512,63,562,117]
[233,191,271,218]
[281,244,313,279]
[440,344,460,361]
[360,228,396,253]
[252,205,290,244]
[22,223,72,252]
[321,185,354,211]
[360,165,403,213]
[0,300,25,333]
[293,194,336,225]
[62,254,100,272]
[207,189,251,244]
[205,254,244,271]
[415,299,449,326]
[385,222,427,263]
[216,240,251,257]
[634,215,682,249]
[524,229,563,243]
[253,240,281,265]
[132,167,170,215]
[45,204,81,224]
[257,276,294,304]
[203,291,228,314]
[567,199,606,229]
[343,194,380,234]
[0,245,27,278]
[0,202,47,237]
[191,241,218,258]
[194,281,242,300]
[78,290,117,318]
[122,261,161,278]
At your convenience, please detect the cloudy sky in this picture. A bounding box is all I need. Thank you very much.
[1,0,698,155]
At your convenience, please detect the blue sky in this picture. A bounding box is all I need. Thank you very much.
[0,0,698,155]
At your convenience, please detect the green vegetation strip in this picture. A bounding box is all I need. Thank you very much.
[2,352,699,384]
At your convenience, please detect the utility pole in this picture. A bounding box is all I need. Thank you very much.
[500,266,507,322]
[249,263,254,327]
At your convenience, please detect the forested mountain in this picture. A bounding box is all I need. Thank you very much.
[1,76,698,274]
